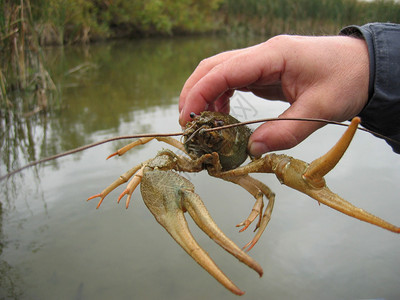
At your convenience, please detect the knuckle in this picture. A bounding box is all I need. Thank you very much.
[265,34,292,48]
[198,57,212,68]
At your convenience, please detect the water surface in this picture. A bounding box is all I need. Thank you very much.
[1,36,399,300]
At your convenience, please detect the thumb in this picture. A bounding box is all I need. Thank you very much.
[248,105,327,156]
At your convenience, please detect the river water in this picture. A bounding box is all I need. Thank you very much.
[1,36,399,299]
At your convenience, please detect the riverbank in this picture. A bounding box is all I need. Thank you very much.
[2,0,400,45]
[1,0,399,114]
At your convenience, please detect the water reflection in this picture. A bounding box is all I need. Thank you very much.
[1,36,400,299]
[1,36,263,181]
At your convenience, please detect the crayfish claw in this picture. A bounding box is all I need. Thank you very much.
[106,152,118,160]
[87,193,106,209]
[182,189,263,277]
[87,193,101,201]
[243,184,275,252]
[87,164,145,209]
[125,195,132,209]
[236,193,264,233]
[216,175,275,250]
[116,165,145,208]
[96,198,104,209]
[242,214,269,252]
[236,220,251,232]
[141,169,262,294]
[304,117,360,187]
[117,189,128,204]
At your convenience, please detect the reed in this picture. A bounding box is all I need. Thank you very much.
[359,0,400,23]
[222,0,400,35]
[1,0,400,116]
[0,0,56,115]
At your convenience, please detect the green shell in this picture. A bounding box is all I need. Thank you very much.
[183,111,252,170]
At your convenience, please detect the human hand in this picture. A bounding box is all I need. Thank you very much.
[179,35,369,156]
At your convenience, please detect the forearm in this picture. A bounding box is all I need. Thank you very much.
[340,23,400,153]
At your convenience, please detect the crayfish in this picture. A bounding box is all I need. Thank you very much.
[85,111,399,295]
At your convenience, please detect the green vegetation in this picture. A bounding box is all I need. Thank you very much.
[223,0,400,35]
[0,0,223,114]
[2,0,398,46]
[28,0,224,44]
[0,0,56,114]
[1,0,400,115]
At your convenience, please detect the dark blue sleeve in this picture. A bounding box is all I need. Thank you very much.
[340,23,400,154]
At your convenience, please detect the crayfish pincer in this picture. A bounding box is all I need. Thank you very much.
[88,111,399,295]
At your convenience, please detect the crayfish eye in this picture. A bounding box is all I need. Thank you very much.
[190,112,199,119]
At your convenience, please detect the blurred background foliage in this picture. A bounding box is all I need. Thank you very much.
[1,0,400,114]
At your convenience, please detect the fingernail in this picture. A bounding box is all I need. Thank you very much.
[179,108,185,125]
[249,141,270,156]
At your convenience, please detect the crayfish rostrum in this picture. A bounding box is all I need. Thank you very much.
[88,111,400,295]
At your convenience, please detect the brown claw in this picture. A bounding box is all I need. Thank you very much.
[87,193,105,209]
[236,195,264,233]
[140,169,263,295]
[236,220,251,232]
[87,193,100,201]
[106,152,118,160]
[116,189,128,203]
[217,175,275,251]
[125,194,132,209]
[87,164,142,207]
[115,186,134,209]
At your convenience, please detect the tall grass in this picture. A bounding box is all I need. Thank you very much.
[222,0,400,35]
[0,0,58,192]
[0,0,224,113]
[0,0,224,115]
[360,0,400,22]
[28,0,223,44]
[0,0,55,115]
[1,0,400,116]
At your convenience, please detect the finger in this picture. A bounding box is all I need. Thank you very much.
[179,49,245,112]
[179,45,284,125]
[182,90,232,128]
[245,83,287,101]
[212,90,233,114]
[248,95,329,155]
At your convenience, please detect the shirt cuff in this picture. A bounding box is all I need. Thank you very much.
[340,23,400,153]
